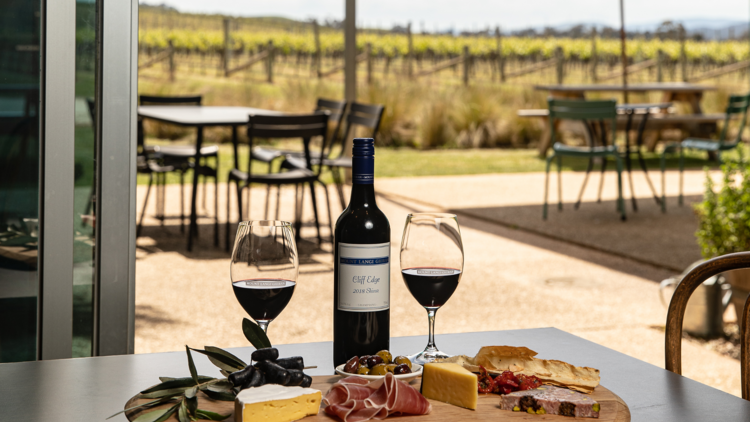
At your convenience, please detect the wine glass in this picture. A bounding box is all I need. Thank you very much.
[400,213,464,364]
[230,220,299,334]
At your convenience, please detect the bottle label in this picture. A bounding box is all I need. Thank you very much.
[352,156,374,185]
[338,242,390,312]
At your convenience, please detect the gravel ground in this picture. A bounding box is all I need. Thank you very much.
[134,170,742,397]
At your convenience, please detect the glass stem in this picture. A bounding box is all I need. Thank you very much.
[426,308,438,351]
[257,321,269,334]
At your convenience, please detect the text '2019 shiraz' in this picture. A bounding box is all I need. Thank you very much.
[333,138,391,367]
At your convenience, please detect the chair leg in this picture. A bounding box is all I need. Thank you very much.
[137,173,154,238]
[275,185,281,220]
[180,171,185,233]
[308,181,323,245]
[226,179,232,252]
[237,183,245,223]
[575,157,594,210]
[214,174,219,247]
[265,162,273,219]
[679,146,684,206]
[614,154,626,221]
[320,180,334,244]
[293,184,302,242]
[660,149,667,213]
[333,167,346,209]
[625,148,638,212]
[597,157,608,203]
[543,154,554,220]
[556,155,562,211]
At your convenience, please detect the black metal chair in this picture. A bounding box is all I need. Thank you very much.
[252,99,347,217]
[226,113,333,251]
[138,95,219,240]
[88,99,174,237]
[282,102,385,209]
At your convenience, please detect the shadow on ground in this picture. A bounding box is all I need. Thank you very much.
[136,221,331,267]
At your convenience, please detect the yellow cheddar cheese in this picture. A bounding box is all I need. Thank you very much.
[234,384,322,422]
[421,363,478,410]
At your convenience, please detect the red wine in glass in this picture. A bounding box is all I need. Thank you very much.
[401,268,461,308]
[232,279,296,322]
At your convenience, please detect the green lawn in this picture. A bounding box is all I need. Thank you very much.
[137,138,730,185]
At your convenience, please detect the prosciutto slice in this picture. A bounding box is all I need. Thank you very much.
[323,373,432,422]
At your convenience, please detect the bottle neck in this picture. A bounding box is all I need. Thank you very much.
[350,154,376,207]
[349,183,376,208]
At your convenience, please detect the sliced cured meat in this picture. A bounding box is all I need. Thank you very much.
[323,373,431,422]
[498,385,600,418]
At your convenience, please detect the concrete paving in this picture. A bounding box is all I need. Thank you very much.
[134,169,741,397]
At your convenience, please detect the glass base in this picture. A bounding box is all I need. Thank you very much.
[408,347,452,365]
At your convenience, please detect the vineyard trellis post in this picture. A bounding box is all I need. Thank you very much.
[344,0,356,102]
[679,25,688,82]
[407,22,414,78]
[463,45,470,86]
[168,40,175,82]
[266,41,274,83]
[555,46,564,84]
[223,18,231,77]
[496,27,505,82]
[657,49,665,82]
[590,27,597,82]
[313,20,322,78]
[366,42,373,85]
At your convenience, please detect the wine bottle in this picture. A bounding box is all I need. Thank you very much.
[333,138,391,367]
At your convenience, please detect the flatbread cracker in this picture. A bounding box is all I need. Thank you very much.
[438,346,600,394]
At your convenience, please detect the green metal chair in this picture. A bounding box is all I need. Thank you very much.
[543,98,626,221]
[661,93,750,210]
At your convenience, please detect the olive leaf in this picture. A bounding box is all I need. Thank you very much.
[139,388,191,400]
[158,377,175,382]
[195,409,231,421]
[242,318,272,349]
[186,395,199,415]
[132,402,180,422]
[141,377,213,394]
[186,346,199,384]
[206,380,234,393]
[219,369,232,378]
[178,400,191,422]
[201,389,236,401]
[185,386,198,399]
[189,346,246,372]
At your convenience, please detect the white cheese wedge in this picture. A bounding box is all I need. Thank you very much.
[234,384,322,422]
[421,363,478,410]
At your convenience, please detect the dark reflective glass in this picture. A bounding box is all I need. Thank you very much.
[0,0,41,362]
[73,0,98,358]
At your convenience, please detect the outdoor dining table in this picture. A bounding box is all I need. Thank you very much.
[137,106,283,251]
[1,327,749,421]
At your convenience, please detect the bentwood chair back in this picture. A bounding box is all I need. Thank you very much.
[665,251,750,400]
[226,113,331,250]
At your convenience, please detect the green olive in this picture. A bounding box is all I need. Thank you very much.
[385,364,397,373]
[356,366,370,375]
[376,350,393,364]
[369,363,388,376]
[393,356,411,369]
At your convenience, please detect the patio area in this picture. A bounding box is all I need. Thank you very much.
[133,168,741,396]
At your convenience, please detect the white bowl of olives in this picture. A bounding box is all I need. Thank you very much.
[335,350,422,381]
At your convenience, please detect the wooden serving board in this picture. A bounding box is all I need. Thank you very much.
[125,376,630,422]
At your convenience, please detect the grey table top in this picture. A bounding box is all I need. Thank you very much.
[137,105,282,126]
[1,327,749,421]
[535,83,717,93]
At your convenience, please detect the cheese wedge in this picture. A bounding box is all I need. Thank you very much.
[421,363,478,410]
[235,384,322,422]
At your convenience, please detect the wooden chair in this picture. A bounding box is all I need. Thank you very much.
[543,98,626,221]
[139,95,219,242]
[225,113,332,251]
[661,93,750,209]
[665,252,750,399]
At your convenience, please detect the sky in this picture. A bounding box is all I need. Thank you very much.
[144,0,750,31]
